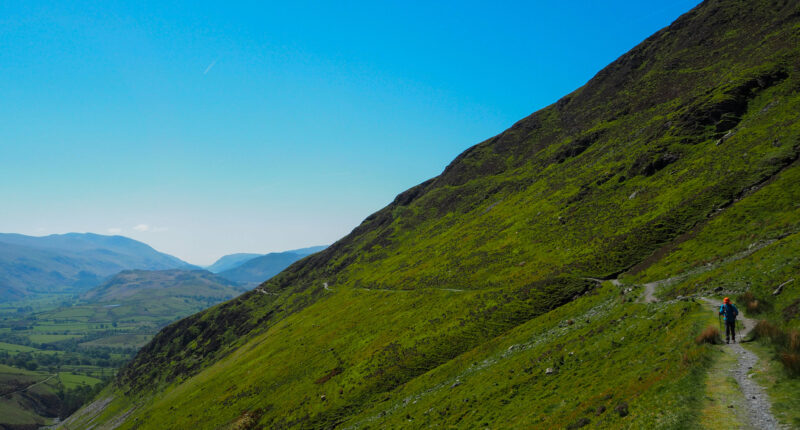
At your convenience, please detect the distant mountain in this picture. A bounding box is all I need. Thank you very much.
[286,245,327,256]
[209,245,327,279]
[217,251,311,285]
[82,269,245,304]
[205,253,263,273]
[0,233,195,301]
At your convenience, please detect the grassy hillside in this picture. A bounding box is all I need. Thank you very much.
[82,269,245,303]
[0,362,103,428]
[65,0,800,428]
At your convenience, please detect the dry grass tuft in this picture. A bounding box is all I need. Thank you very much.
[695,326,721,345]
[753,322,800,376]
[780,352,800,375]
[753,320,782,342]
[789,330,800,352]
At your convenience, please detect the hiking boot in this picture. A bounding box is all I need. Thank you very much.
[726,338,730,344]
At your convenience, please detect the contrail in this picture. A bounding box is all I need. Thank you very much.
[204,59,218,75]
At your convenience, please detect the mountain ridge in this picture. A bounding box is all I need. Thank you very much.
[207,246,327,274]
[64,1,800,427]
[81,269,244,303]
[0,233,195,301]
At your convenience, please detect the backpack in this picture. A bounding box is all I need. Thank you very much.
[719,303,738,321]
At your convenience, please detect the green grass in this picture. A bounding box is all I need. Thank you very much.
[69,285,723,429]
[0,364,61,426]
[0,362,42,377]
[80,334,152,349]
[0,273,244,424]
[67,1,800,428]
[744,341,800,428]
[27,333,84,343]
[59,371,103,390]
[0,341,38,353]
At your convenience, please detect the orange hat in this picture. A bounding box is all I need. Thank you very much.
[723,297,730,304]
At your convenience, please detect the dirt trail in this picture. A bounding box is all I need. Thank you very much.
[2,373,56,396]
[617,274,781,428]
[700,297,781,430]
[642,280,659,303]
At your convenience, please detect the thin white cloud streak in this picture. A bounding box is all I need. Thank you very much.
[204,59,218,75]
[132,224,167,233]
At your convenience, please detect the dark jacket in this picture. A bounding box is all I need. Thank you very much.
[719,303,739,321]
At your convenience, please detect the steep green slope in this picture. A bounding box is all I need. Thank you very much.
[65,0,800,428]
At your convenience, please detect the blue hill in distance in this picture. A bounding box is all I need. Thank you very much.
[0,233,196,301]
[211,245,327,285]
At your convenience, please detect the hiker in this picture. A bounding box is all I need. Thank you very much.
[719,297,739,344]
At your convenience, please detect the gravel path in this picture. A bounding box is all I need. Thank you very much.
[701,298,781,430]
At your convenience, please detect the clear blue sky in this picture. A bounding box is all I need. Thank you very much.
[0,0,702,265]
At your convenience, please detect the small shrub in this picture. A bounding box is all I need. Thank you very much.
[614,401,629,417]
[752,320,783,343]
[739,291,756,305]
[789,330,800,352]
[695,326,721,344]
[752,322,800,376]
[780,352,800,376]
[738,291,770,314]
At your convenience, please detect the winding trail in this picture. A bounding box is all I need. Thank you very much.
[699,297,780,430]
[626,273,781,429]
[1,373,56,397]
[589,271,784,428]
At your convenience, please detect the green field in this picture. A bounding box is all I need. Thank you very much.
[59,371,103,390]
[0,364,62,426]
[0,341,38,353]
[0,271,248,427]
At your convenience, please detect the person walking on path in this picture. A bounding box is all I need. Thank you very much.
[719,297,739,344]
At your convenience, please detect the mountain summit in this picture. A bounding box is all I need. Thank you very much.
[64,1,800,428]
